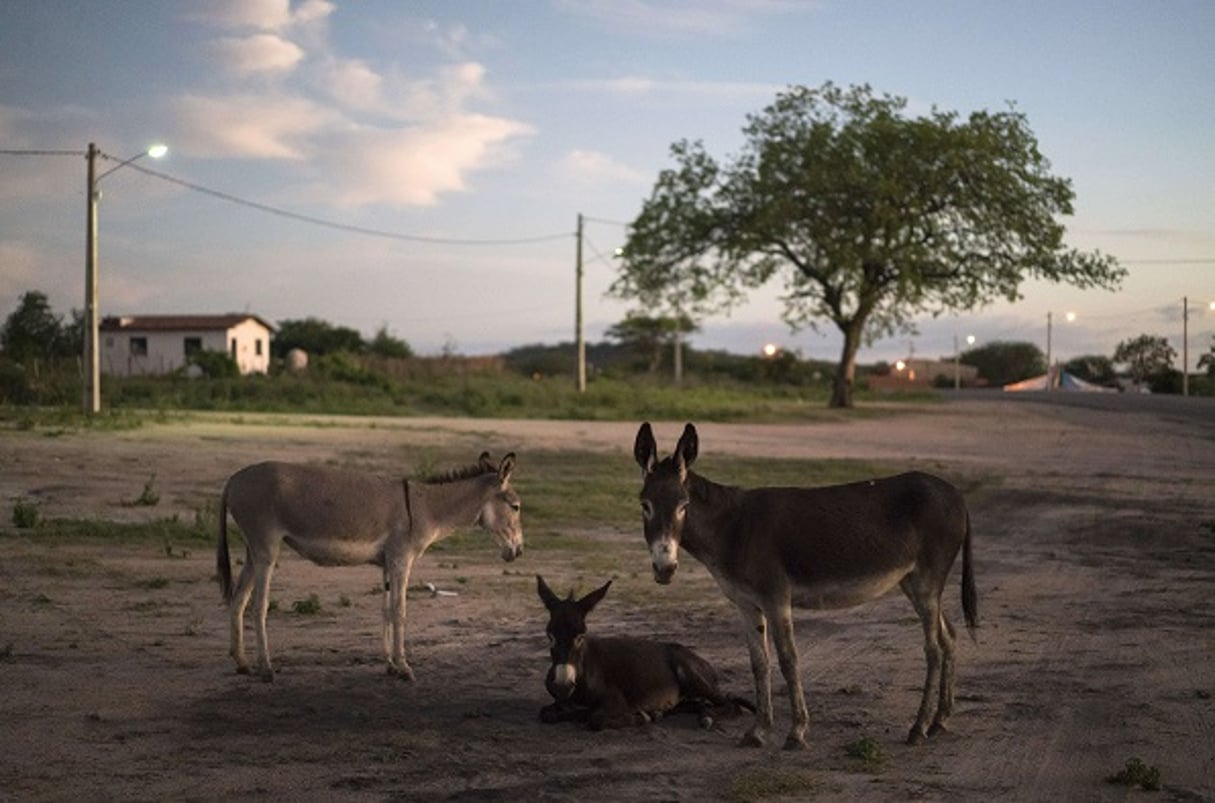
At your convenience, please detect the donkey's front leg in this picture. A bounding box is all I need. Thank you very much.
[769,605,809,750]
[737,603,774,747]
[385,557,416,681]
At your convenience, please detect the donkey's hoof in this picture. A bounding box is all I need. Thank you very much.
[387,663,416,682]
[906,726,927,746]
[235,665,251,676]
[783,733,809,751]
[257,669,275,683]
[927,721,949,738]
[739,729,766,748]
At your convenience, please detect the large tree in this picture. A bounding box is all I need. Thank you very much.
[1114,334,1176,387]
[0,291,76,363]
[616,83,1125,407]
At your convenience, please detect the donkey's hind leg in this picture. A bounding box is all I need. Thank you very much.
[929,611,959,737]
[902,576,945,745]
[250,549,280,682]
[228,560,256,674]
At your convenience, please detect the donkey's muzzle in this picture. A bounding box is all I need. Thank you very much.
[653,562,677,584]
[501,544,523,562]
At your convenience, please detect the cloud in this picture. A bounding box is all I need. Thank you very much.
[171,93,336,159]
[324,114,535,206]
[211,33,304,74]
[191,0,333,31]
[556,0,814,37]
[560,150,647,184]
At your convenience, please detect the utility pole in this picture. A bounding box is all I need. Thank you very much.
[575,213,586,392]
[84,142,100,414]
[1183,296,1189,397]
[1045,311,1053,391]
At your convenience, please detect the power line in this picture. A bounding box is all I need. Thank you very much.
[2,148,573,247]
[121,160,573,246]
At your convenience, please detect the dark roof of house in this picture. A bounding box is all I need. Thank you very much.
[100,314,276,333]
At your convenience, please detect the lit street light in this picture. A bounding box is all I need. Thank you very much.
[1045,311,1076,391]
[84,142,166,414]
[1182,296,1215,397]
[953,333,975,389]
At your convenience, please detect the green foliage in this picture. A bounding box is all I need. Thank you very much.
[12,498,40,529]
[1114,334,1176,386]
[1064,354,1118,386]
[0,291,78,362]
[273,317,365,359]
[724,769,819,802]
[1106,757,1161,791]
[844,736,884,764]
[189,349,239,379]
[618,82,1124,407]
[367,325,413,358]
[134,474,160,507]
[291,594,322,615]
[962,340,1046,386]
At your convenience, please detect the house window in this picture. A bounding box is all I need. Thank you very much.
[255,339,263,357]
[230,338,237,357]
[130,337,148,357]
[184,337,202,357]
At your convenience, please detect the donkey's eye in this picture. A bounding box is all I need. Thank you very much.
[641,500,654,520]
[510,502,521,513]
[546,632,555,646]
[574,634,586,648]
[676,502,689,519]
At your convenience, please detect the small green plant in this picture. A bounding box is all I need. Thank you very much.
[292,593,322,615]
[338,594,352,608]
[12,498,40,529]
[725,769,818,802]
[137,577,171,590]
[1106,757,1161,791]
[844,736,884,765]
[130,474,160,507]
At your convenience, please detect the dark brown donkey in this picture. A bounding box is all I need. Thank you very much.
[633,422,978,749]
[536,575,753,731]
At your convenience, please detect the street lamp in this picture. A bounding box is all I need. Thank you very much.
[84,142,166,414]
[953,333,975,389]
[1182,297,1215,397]
[1045,311,1075,391]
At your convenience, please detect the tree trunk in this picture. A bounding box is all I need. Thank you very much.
[829,325,862,408]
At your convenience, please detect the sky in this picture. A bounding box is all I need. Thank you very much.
[2,0,1214,370]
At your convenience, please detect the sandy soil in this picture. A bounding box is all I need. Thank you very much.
[1,397,1213,802]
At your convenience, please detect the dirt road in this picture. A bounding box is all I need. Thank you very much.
[1,398,1212,801]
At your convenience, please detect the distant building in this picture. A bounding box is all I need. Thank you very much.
[868,358,981,390]
[99,314,274,377]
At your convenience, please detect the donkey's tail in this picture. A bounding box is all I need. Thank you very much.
[216,482,233,605]
[961,509,979,641]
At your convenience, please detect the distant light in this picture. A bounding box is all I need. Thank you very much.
[147,144,168,159]
[966,334,976,346]
[1065,311,1076,323]
[762,343,779,358]
[896,360,906,372]
[1209,301,1215,311]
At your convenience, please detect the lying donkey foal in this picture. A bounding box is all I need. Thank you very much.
[537,575,753,731]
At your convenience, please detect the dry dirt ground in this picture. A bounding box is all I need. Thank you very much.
[1,397,1213,802]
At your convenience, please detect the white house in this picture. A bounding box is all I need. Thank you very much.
[99,314,274,377]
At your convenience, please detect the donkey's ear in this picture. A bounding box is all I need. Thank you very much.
[537,575,561,610]
[634,422,657,474]
[675,423,699,469]
[577,580,612,615]
[478,451,494,471]
[498,452,516,482]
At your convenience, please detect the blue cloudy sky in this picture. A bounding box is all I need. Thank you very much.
[2,0,1213,368]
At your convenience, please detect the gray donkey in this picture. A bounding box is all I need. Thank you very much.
[537,575,753,731]
[218,453,521,681]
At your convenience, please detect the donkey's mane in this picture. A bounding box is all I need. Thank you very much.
[419,462,494,485]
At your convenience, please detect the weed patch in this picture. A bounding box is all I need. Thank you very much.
[1106,757,1161,791]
